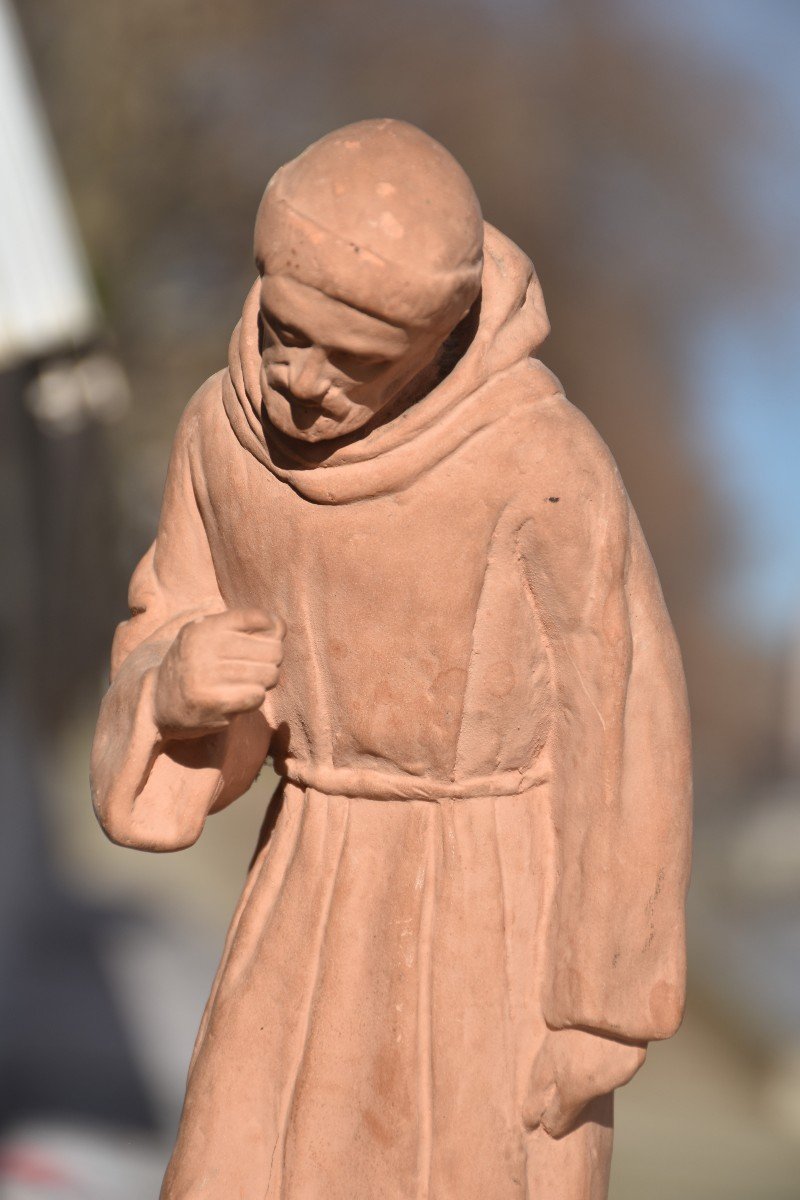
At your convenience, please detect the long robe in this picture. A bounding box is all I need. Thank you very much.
[91,224,691,1200]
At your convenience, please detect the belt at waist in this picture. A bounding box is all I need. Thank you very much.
[272,758,548,802]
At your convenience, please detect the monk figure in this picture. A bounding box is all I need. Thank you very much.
[91,119,691,1200]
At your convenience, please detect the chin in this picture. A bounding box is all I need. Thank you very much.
[263,391,371,443]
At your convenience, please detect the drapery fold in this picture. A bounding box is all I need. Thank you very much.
[160,782,611,1200]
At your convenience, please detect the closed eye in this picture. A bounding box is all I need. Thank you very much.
[261,309,312,350]
[328,349,391,379]
[280,327,312,349]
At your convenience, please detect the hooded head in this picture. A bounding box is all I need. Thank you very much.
[254,119,485,441]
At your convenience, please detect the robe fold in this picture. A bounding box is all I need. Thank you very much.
[91,223,691,1199]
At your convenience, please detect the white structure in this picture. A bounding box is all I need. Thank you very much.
[0,0,98,371]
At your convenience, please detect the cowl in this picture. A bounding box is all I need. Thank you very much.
[222,223,552,503]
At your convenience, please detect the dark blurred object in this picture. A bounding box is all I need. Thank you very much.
[6,354,127,724]
[0,0,152,1137]
[0,0,129,718]
[0,678,154,1132]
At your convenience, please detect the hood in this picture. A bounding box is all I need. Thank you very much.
[222,222,557,503]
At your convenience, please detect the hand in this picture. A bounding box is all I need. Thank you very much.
[153,608,285,736]
[522,1027,646,1138]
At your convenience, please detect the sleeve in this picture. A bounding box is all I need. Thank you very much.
[517,416,692,1043]
[90,390,271,852]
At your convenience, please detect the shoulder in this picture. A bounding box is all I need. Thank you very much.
[513,369,621,491]
[174,370,228,452]
[509,369,627,516]
[163,371,236,489]
[507,368,630,561]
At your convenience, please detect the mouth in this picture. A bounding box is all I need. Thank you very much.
[288,395,324,415]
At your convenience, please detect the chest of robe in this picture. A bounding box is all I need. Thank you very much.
[196,409,554,786]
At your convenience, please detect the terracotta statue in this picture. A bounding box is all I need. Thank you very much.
[91,119,692,1200]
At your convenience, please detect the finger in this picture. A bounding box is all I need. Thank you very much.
[521,1097,543,1132]
[522,1037,556,1116]
[218,631,284,662]
[215,685,269,715]
[521,1078,556,1133]
[263,614,286,640]
[233,622,286,647]
[215,661,281,688]
[205,607,283,636]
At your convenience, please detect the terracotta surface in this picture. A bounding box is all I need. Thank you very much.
[91,120,692,1199]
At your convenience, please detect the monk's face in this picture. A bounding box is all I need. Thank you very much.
[257,272,445,442]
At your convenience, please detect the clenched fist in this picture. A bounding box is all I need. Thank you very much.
[154,608,285,736]
[522,1027,646,1138]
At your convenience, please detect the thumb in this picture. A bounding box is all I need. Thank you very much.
[211,608,284,636]
[521,1036,559,1131]
[540,1086,586,1139]
[522,1080,558,1132]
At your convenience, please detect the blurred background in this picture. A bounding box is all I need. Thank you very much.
[1,0,799,1196]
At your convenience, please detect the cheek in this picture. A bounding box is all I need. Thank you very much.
[335,374,397,413]
[351,358,411,390]
[328,367,381,395]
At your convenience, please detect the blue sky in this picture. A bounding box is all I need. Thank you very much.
[632,1,800,642]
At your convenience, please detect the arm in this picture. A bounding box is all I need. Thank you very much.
[90,390,280,852]
[516,405,692,1133]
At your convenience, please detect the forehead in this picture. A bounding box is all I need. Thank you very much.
[260,274,411,359]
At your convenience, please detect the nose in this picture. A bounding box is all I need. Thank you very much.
[286,347,330,401]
